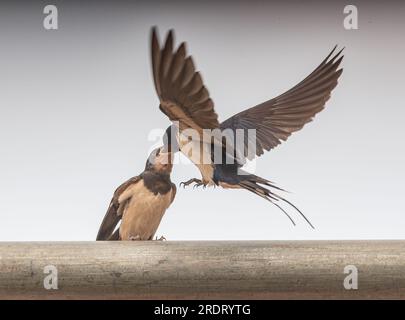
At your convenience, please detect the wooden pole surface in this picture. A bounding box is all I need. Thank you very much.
[0,241,404,299]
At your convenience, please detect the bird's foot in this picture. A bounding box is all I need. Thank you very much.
[180,178,203,188]
[193,181,207,189]
[129,235,141,241]
[155,235,166,241]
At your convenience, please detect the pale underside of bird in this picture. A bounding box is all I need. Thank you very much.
[151,27,344,227]
[96,148,176,241]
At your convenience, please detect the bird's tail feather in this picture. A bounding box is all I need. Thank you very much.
[238,175,315,229]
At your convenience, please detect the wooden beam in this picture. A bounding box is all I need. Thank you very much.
[0,241,404,299]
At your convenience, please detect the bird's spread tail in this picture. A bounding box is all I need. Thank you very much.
[238,175,314,229]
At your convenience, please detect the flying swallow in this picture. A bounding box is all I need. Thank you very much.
[96,147,176,240]
[151,27,343,227]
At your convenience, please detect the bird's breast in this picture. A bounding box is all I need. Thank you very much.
[119,180,173,240]
[177,132,214,184]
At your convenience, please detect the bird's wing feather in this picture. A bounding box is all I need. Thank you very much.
[220,46,344,162]
[96,176,142,240]
[151,27,219,133]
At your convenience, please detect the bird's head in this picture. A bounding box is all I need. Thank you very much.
[145,146,173,174]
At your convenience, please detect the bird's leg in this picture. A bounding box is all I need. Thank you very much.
[154,235,166,241]
[129,235,141,241]
[180,178,202,188]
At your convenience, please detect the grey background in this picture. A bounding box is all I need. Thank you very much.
[0,0,404,240]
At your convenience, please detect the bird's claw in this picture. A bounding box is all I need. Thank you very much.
[155,235,166,241]
[180,178,203,188]
[129,235,141,241]
[193,182,205,189]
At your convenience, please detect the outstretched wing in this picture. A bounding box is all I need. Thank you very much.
[96,176,141,241]
[220,46,344,162]
[151,27,219,133]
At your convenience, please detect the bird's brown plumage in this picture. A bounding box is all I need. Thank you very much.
[96,176,141,241]
[152,27,343,167]
[96,149,176,241]
[150,28,343,227]
[220,46,344,162]
[151,27,219,134]
[118,178,175,240]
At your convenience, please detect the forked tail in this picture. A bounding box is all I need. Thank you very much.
[238,174,315,229]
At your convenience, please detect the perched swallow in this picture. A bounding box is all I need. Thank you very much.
[96,147,176,241]
[151,27,343,227]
